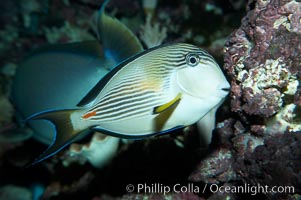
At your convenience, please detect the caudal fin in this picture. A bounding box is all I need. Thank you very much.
[25,109,87,167]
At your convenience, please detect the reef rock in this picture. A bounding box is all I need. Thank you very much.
[223,0,301,196]
[224,0,301,119]
[191,0,301,199]
[235,132,301,199]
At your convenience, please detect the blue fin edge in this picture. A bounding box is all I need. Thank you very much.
[91,125,185,140]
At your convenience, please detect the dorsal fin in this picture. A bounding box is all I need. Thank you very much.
[98,0,143,66]
[76,0,145,107]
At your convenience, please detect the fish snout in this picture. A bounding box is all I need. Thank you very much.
[216,81,230,98]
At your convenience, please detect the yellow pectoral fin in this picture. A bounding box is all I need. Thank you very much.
[153,93,182,114]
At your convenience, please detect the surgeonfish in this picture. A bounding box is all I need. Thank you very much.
[11,0,143,145]
[12,0,230,166]
[27,43,230,165]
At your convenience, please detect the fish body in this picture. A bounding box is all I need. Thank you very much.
[12,42,110,144]
[27,43,230,165]
[12,0,230,166]
[73,43,228,137]
[11,0,143,145]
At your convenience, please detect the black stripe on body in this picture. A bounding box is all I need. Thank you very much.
[80,43,216,122]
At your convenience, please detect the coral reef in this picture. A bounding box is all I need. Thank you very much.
[142,0,158,17]
[43,21,96,44]
[190,0,301,199]
[5,0,299,200]
[0,95,14,126]
[139,14,167,48]
[235,132,301,199]
[183,0,301,199]
[224,0,301,119]
[189,148,237,184]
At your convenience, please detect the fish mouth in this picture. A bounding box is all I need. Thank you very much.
[222,87,230,92]
[216,82,230,97]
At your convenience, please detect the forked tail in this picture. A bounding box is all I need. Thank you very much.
[25,109,88,167]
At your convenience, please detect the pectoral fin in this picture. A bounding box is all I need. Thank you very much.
[153,93,182,114]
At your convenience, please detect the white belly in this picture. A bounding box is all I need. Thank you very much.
[88,93,222,138]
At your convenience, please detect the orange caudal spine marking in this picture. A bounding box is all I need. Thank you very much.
[82,111,97,119]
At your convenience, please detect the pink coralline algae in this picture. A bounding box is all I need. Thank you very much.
[234,132,301,199]
[224,0,301,118]
[189,148,237,184]
[224,0,301,194]
[190,0,301,199]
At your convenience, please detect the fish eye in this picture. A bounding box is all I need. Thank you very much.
[186,54,199,67]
